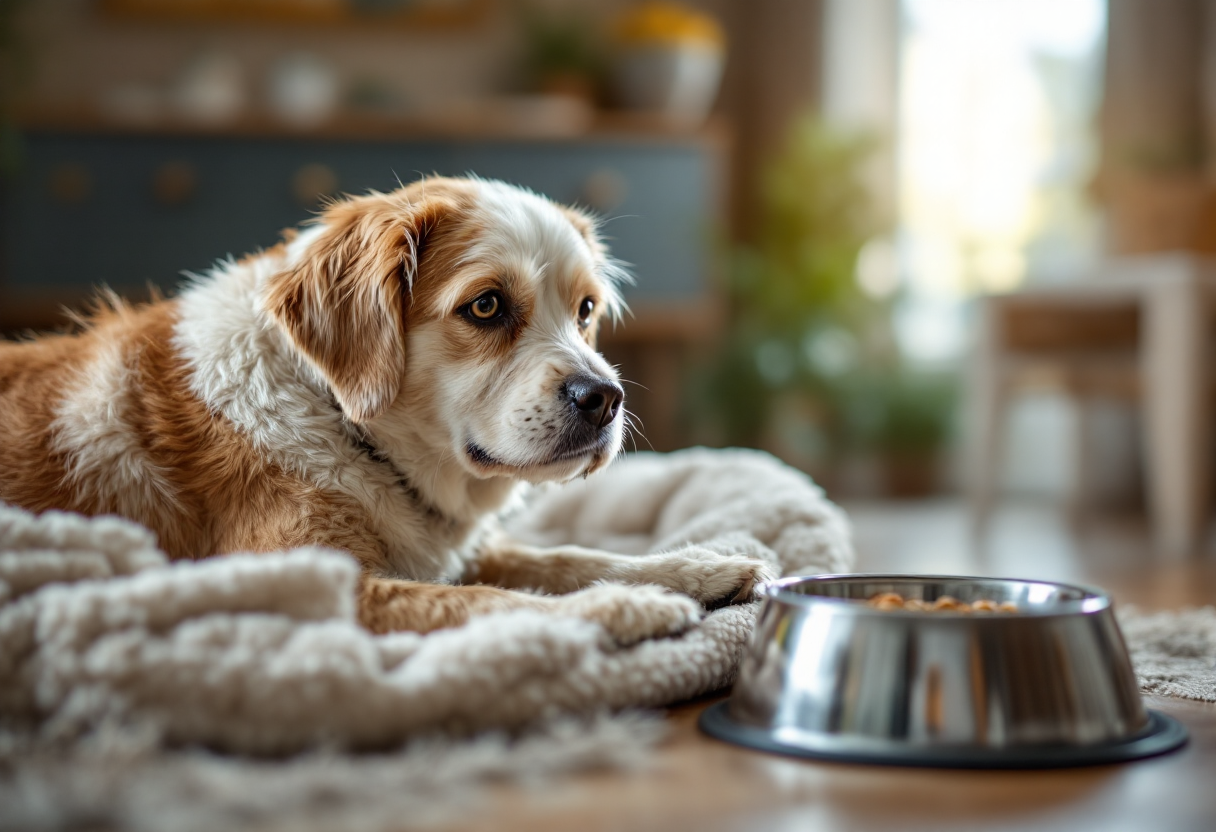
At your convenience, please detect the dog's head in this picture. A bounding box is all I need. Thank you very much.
[265,176,629,485]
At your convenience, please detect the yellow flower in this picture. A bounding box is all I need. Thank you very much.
[615,2,725,50]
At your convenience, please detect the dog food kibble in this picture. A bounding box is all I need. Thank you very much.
[868,592,905,610]
[865,592,1019,613]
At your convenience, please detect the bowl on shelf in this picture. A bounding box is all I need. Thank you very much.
[700,574,1188,768]
[611,43,723,126]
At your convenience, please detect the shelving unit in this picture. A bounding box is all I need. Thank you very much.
[0,110,728,449]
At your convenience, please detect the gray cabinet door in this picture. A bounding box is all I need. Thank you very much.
[1,132,716,312]
[448,142,716,302]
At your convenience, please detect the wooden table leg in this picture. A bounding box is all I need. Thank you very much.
[1141,261,1212,555]
[967,297,1008,539]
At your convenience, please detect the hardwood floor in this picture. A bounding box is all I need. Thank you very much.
[843,499,1216,612]
[441,500,1216,832]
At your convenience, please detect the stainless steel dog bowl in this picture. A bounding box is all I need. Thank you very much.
[700,575,1187,768]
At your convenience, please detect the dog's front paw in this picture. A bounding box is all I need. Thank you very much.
[622,549,779,610]
[553,583,703,647]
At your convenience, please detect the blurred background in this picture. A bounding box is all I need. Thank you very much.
[3,0,1216,554]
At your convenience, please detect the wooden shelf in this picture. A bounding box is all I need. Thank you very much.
[15,106,729,147]
[101,0,492,31]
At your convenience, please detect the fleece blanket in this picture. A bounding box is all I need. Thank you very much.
[0,448,853,757]
[6,447,1214,832]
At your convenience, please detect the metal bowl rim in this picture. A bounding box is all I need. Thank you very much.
[758,572,1112,618]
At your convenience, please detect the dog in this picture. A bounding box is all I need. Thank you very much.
[0,176,775,644]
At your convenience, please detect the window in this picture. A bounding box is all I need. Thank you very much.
[896,0,1107,363]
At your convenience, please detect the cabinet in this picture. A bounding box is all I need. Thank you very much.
[0,125,726,450]
[1,129,721,318]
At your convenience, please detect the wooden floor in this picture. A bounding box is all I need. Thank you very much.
[443,500,1216,832]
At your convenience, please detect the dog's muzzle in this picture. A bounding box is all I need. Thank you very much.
[563,373,624,431]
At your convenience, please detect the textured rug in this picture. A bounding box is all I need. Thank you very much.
[1120,606,1216,703]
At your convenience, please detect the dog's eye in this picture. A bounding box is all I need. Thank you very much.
[577,297,595,328]
[468,292,503,321]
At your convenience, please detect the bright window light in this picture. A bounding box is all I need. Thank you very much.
[897,0,1106,363]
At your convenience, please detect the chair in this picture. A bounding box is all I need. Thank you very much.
[968,254,1216,553]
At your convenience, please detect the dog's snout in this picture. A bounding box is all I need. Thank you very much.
[564,374,624,430]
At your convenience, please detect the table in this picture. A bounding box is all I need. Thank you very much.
[970,254,1216,554]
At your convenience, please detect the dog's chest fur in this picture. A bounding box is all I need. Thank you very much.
[170,248,513,579]
[0,248,509,581]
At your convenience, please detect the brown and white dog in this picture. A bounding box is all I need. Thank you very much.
[0,176,774,644]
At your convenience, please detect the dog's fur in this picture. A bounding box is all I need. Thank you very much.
[0,176,774,644]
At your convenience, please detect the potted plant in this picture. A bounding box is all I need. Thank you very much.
[699,114,957,495]
[517,4,604,102]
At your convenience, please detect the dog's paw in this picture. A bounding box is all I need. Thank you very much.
[620,548,779,610]
[553,583,703,647]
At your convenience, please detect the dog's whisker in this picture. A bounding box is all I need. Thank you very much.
[623,423,639,455]
[623,409,648,433]
[621,409,654,453]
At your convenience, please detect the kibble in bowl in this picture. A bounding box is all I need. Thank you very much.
[866,591,1019,613]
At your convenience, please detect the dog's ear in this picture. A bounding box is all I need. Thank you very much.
[265,192,450,423]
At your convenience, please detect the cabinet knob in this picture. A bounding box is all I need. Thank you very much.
[152,161,197,207]
[292,163,339,208]
[581,169,628,213]
[49,163,92,205]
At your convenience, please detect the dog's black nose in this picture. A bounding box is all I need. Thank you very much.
[564,374,624,430]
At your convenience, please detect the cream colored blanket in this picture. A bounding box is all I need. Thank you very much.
[4,449,1216,831]
[0,448,853,756]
